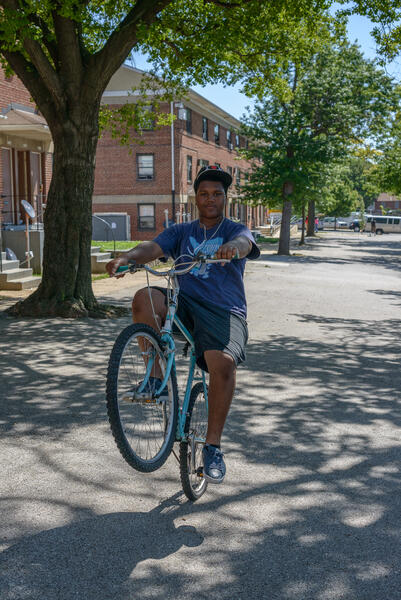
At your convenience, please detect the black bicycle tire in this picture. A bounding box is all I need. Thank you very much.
[106,323,178,473]
[179,381,208,501]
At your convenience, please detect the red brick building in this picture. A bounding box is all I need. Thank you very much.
[0,63,266,242]
[0,69,53,227]
[374,192,401,214]
[94,65,265,240]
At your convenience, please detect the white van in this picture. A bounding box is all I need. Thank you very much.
[365,215,401,234]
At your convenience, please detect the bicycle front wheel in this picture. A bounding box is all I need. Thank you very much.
[179,382,208,501]
[106,323,178,472]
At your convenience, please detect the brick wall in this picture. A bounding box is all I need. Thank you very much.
[0,69,35,112]
[92,201,173,241]
[94,102,256,240]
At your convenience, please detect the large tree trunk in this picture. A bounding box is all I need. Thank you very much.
[278,181,293,255]
[306,199,315,237]
[8,111,124,318]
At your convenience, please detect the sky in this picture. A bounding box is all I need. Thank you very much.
[129,6,401,122]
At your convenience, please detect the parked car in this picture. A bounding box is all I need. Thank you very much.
[323,216,349,229]
[296,218,323,230]
[323,217,335,228]
[349,220,361,232]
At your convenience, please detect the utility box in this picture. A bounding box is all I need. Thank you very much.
[92,213,130,241]
[2,228,44,273]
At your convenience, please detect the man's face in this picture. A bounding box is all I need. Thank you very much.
[195,180,225,220]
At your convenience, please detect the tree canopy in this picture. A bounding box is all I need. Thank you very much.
[0,0,333,316]
[239,35,397,254]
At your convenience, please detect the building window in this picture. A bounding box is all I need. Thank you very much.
[227,130,232,150]
[187,155,193,183]
[138,204,155,230]
[235,133,240,147]
[141,105,154,130]
[185,108,192,134]
[198,158,209,170]
[137,154,154,180]
[202,117,208,141]
[214,124,220,145]
[236,168,241,186]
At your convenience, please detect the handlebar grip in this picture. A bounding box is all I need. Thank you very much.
[116,265,129,273]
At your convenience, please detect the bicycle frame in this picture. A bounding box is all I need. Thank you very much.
[157,274,208,442]
[116,255,230,442]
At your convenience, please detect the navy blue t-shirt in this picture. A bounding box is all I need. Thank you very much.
[153,218,260,318]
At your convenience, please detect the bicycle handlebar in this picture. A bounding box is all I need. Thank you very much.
[115,256,232,278]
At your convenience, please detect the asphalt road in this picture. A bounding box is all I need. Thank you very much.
[1,231,400,599]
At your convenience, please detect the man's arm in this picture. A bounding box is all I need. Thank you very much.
[106,241,164,277]
[214,235,252,260]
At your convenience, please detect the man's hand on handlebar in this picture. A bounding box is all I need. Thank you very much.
[214,242,239,265]
[106,256,129,278]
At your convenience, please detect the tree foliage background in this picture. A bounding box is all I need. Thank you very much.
[239,33,397,253]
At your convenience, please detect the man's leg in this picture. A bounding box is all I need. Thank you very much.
[132,287,167,329]
[132,287,167,380]
[203,350,236,446]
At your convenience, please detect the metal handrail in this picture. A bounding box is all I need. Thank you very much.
[93,215,116,256]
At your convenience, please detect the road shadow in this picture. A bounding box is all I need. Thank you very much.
[369,288,401,308]
[208,313,401,599]
[0,495,203,600]
[1,263,401,598]
[0,313,133,438]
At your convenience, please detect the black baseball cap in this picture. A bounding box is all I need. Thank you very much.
[194,165,232,193]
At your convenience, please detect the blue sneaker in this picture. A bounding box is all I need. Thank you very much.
[147,376,169,399]
[202,444,226,484]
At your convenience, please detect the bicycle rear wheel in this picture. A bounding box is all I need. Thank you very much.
[106,323,178,472]
[179,382,208,501]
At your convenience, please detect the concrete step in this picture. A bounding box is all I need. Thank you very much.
[91,246,101,254]
[0,259,20,272]
[0,268,33,282]
[91,251,112,274]
[91,261,110,274]
[1,276,40,290]
[91,252,112,261]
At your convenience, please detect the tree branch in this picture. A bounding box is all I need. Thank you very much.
[1,49,57,122]
[52,12,84,98]
[89,0,173,95]
[21,6,59,67]
[22,36,65,110]
[0,0,65,110]
[203,0,254,6]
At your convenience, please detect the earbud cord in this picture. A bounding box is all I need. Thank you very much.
[193,215,225,256]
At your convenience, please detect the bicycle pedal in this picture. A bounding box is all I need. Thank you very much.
[196,467,204,477]
[122,393,156,404]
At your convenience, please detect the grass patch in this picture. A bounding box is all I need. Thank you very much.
[91,240,140,253]
[92,273,110,281]
[258,236,279,244]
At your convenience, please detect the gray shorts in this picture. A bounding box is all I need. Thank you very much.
[153,288,248,372]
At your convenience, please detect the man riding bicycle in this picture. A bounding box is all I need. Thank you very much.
[106,166,260,484]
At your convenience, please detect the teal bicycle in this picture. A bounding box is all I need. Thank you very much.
[106,255,229,501]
